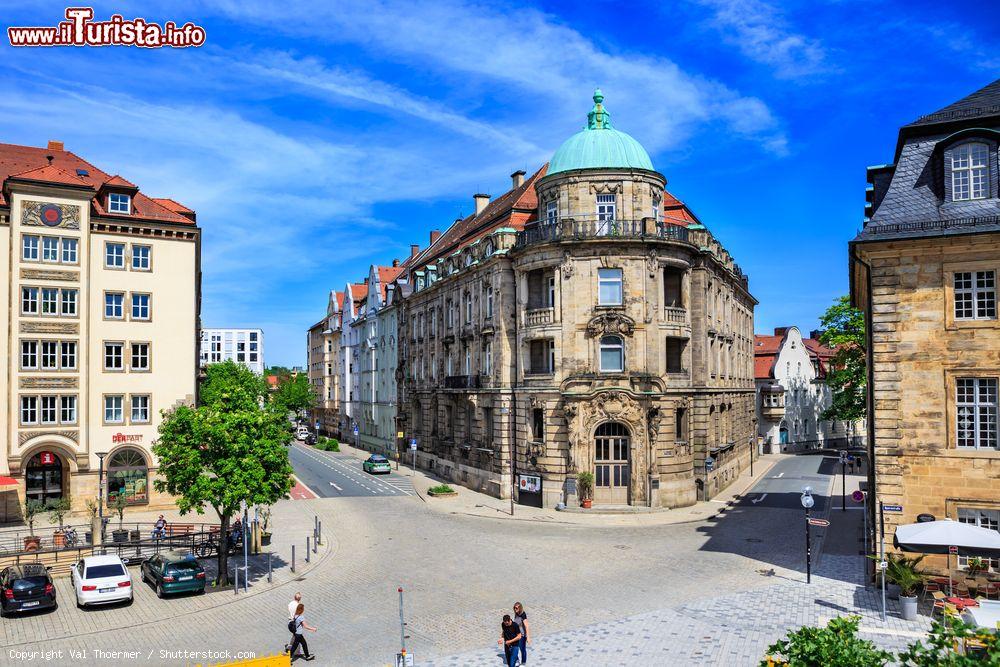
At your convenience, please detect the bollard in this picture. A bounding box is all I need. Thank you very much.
[268,552,272,584]
[313,531,318,554]
[291,544,296,573]
[306,536,311,563]
[234,567,239,595]
[317,520,322,546]
[314,515,319,537]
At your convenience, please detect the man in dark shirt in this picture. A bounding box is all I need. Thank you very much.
[499,614,522,667]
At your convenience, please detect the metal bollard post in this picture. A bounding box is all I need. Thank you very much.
[314,515,319,537]
[234,567,239,595]
[268,552,272,584]
[317,520,322,546]
[291,544,296,573]
[306,536,311,563]
[313,531,318,554]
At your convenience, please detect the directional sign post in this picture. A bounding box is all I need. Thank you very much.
[409,438,417,475]
[883,504,903,513]
[808,518,830,527]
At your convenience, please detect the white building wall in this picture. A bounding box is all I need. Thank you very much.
[199,328,264,374]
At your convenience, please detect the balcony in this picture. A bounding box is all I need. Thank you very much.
[444,374,482,389]
[513,216,690,249]
[761,404,786,420]
[663,307,686,324]
[526,307,554,326]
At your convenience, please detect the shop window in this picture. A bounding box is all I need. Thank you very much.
[107,448,149,505]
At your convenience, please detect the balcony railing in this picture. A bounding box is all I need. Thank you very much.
[664,307,686,324]
[526,307,554,326]
[514,217,690,248]
[444,374,482,389]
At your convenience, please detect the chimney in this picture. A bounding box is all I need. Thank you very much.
[410,244,419,258]
[392,258,400,267]
[473,193,490,216]
[429,230,441,245]
[510,170,526,189]
[47,140,64,151]
[773,327,789,337]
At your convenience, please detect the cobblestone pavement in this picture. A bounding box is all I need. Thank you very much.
[2,456,931,667]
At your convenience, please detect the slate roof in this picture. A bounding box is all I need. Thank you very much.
[904,79,1000,128]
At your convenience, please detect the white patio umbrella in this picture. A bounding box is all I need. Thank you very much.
[894,519,1000,595]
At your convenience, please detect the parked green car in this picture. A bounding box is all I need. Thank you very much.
[140,551,205,598]
[363,454,392,474]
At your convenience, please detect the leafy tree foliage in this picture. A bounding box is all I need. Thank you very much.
[272,372,317,416]
[817,296,867,422]
[762,616,891,667]
[898,618,999,665]
[153,360,293,585]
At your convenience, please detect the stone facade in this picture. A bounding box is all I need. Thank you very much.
[851,79,1000,572]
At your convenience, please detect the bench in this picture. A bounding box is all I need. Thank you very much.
[162,524,220,537]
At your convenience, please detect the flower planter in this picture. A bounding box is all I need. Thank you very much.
[900,594,918,621]
[53,530,65,547]
[260,532,272,546]
[112,529,130,544]
[23,536,41,551]
[427,490,457,497]
[581,499,593,509]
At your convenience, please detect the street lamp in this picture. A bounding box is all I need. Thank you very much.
[95,452,109,520]
[800,485,815,584]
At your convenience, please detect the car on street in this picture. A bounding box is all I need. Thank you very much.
[71,555,132,607]
[363,454,392,474]
[296,425,310,440]
[0,564,56,616]
[140,551,206,598]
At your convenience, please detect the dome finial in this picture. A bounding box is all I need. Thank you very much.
[587,88,612,130]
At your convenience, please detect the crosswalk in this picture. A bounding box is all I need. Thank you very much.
[291,443,415,497]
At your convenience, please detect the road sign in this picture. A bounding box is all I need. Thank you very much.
[705,456,714,472]
[839,450,849,463]
[396,653,414,667]
[353,425,359,435]
[852,490,865,503]
[883,504,903,512]
[807,518,830,527]
[409,438,417,450]
[879,560,888,570]
[949,545,959,555]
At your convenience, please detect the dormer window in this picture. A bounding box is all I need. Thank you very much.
[951,143,989,201]
[108,192,131,214]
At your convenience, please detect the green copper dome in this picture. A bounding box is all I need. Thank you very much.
[548,90,654,175]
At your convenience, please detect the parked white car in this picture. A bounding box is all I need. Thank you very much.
[296,426,310,440]
[71,555,132,607]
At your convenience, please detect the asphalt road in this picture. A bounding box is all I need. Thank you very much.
[738,453,837,511]
[289,442,415,498]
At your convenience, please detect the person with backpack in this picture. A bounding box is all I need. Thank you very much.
[285,593,302,655]
[513,602,531,664]
[287,603,317,661]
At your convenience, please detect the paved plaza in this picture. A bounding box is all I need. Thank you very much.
[1,452,932,666]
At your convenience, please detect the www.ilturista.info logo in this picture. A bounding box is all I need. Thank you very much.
[7,7,206,48]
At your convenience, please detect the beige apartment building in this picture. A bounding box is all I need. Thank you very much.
[0,140,200,516]
[851,79,1000,570]
[307,290,343,436]
[396,92,757,508]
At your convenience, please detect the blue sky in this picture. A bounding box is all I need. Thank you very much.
[2,1,998,366]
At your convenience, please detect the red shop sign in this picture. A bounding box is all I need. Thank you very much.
[39,451,56,466]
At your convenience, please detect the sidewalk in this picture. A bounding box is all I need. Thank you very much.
[337,439,787,527]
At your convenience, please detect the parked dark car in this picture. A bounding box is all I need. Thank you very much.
[140,551,206,598]
[305,432,317,446]
[0,564,56,615]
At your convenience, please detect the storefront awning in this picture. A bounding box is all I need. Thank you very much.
[0,476,18,487]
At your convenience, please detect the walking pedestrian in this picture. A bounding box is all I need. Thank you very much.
[288,603,317,661]
[498,614,522,667]
[513,602,530,664]
[285,592,302,655]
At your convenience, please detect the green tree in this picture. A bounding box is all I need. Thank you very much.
[898,617,999,665]
[153,360,293,585]
[817,296,867,422]
[761,616,892,667]
[272,373,317,416]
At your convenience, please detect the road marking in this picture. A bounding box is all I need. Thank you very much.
[774,472,784,478]
[329,482,342,491]
[751,494,768,504]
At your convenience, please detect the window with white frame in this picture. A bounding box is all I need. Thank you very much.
[62,237,78,263]
[131,395,150,423]
[104,342,124,370]
[485,286,494,319]
[483,341,492,375]
[547,275,556,308]
[130,293,150,320]
[596,193,616,235]
[61,289,77,316]
[40,396,57,424]
[20,396,38,424]
[22,235,39,261]
[954,271,997,320]
[61,341,76,369]
[104,395,124,423]
[464,346,472,375]
[21,287,38,315]
[131,342,150,371]
[653,194,661,223]
[546,200,558,224]
[957,377,998,449]
[132,245,151,270]
[41,288,58,315]
[105,242,125,268]
[951,143,990,201]
[465,293,473,323]
[21,341,38,369]
[40,341,57,370]
[41,236,59,262]
[598,268,623,305]
[105,292,124,319]
[957,508,999,570]
[108,193,131,214]
[599,335,624,372]
[60,396,77,424]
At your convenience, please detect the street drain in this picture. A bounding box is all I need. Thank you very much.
[614,544,631,550]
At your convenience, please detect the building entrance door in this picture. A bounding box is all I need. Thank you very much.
[594,422,630,504]
[25,451,64,503]
[779,428,789,445]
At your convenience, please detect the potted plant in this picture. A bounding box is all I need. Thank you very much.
[577,471,594,509]
[84,498,99,545]
[47,496,71,547]
[110,494,130,543]
[21,498,45,550]
[886,553,925,621]
[966,557,986,577]
[259,506,272,546]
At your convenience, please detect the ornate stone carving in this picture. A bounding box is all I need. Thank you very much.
[20,268,79,282]
[590,391,644,424]
[18,429,79,445]
[586,311,636,337]
[22,201,81,229]
[561,402,582,473]
[20,321,79,335]
[20,376,78,389]
[647,406,661,443]
[560,251,574,279]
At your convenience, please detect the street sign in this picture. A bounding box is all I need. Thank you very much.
[839,450,848,463]
[851,490,865,503]
[883,504,903,512]
[314,420,320,429]
[397,431,404,439]
[353,425,359,435]
[409,438,417,450]
[395,653,414,667]
[705,456,714,472]
[807,518,830,527]
[949,545,959,555]
[879,560,888,570]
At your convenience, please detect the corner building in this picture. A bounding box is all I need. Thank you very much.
[398,93,757,508]
[0,141,199,514]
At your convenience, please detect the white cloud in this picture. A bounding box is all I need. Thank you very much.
[694,0,829,79]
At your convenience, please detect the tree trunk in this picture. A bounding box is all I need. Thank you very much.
[216,513,230,586]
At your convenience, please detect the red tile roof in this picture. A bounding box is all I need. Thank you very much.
[349,283,367,300]
[662,190,702,227]
[754,355,776,380]
[754,331,839,379]
[103,174,137,189]
[0,142,195,225]
[334,291,345,311]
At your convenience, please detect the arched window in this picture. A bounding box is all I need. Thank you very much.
[599,335,624,372]
[107,448,148,505]
[951,143,990,201]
